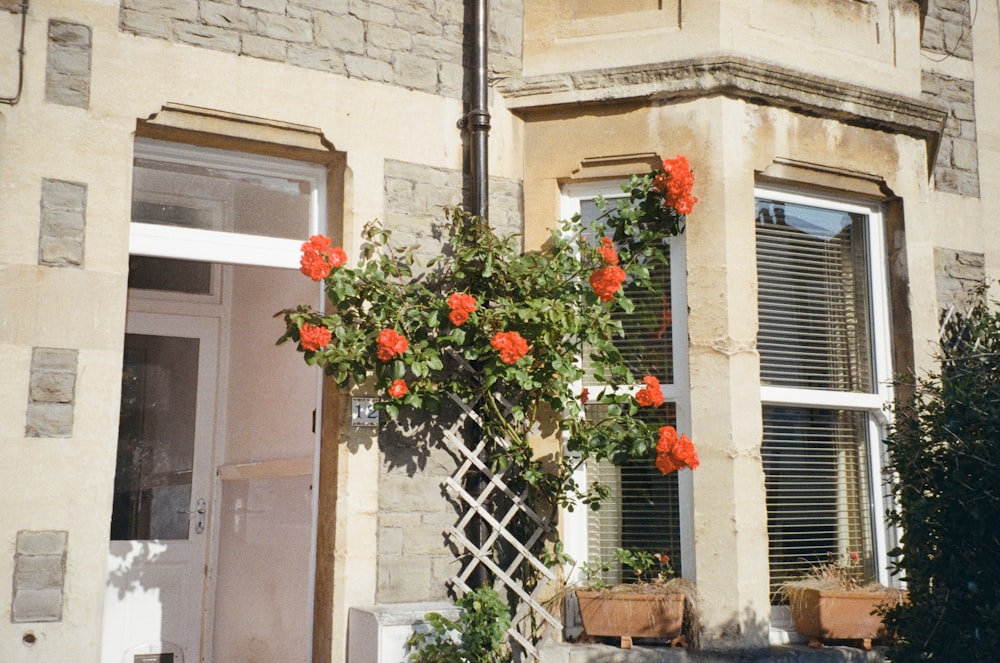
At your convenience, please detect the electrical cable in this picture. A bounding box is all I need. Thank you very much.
[0,0,29,105]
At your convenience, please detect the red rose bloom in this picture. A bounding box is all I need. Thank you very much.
[590,265,627,302]
[388,379,408,399]
[300,250,331,281]
[636,375,665,407]
[328,246,347,268]
[299,323,332,351]
[490,331,529,364]
[580,387,589,405]
[652,155,698,216]
[376,329,409,361]
[447,293,477,326]
[655,425,700,475]
[299,234,347,281]
[597,237,619,266]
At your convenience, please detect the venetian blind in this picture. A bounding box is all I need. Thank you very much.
[755,196,879,600]
[579,198,674,385]
[755,198,873,393]
[577,188,682,579]
[761,406,874,599]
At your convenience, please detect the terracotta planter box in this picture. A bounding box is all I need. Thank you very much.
[576,589,685,649]
[788,588,903,649]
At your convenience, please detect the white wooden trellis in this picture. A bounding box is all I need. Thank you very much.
[439,387,563,661]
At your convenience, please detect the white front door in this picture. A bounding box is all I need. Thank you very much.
[103,312,220,663]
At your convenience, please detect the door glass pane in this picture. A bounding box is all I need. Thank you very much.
[111,334,200,541]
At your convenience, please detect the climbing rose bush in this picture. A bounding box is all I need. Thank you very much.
[279,157,699,509]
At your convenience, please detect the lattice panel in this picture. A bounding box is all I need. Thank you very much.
[440,389,561,661]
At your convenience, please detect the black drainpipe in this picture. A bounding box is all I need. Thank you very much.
[468,0,490,219]
[463,0,491,590]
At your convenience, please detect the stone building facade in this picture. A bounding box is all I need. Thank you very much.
[0,0,997,662]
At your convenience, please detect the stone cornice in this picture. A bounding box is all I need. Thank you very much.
[497,56,947,167]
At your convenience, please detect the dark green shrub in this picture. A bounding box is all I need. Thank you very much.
[406,586,512,663]
[884,293,1000,661]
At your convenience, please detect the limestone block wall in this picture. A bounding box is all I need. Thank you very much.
[44,20,90,109]
[922,0,980,197]
[377,160,522,604]
[11,531,68,624]
[119,0,524,98]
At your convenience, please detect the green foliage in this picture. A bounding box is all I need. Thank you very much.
[406,587,513,663]
[580,547,675,588]
[278,170,691,512]
[884,292,1000,662]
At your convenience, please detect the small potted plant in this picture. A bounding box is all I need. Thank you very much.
[573,548,699,649]
[782,552,906,650]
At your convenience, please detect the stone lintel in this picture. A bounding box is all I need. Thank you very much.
[498,56,947,171]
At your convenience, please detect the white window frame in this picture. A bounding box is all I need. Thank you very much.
[755,185,894,588]
[130,138,327,269]
[559,180,694,582]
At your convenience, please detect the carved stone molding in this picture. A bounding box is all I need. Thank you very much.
[498,56,947,167]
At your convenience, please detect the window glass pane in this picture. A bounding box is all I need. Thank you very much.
[586,402,681,583]
[756,199,874,392]
[579,198,674,384]
[762,405,875,600]
[132,156,312,241]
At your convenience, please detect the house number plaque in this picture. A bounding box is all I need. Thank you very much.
[351,398,380,427]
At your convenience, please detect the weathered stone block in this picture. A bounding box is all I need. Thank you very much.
[287,44,347,74]
[12,530,67,623]
[45,20,91,108]
[401,525,450,555]
[345,55,393,83]
[433,0,465,23]
[123,0,198,21]
[240,0,287,13]
[14,556,65,590]
[202,1,257,31]
[379,473,448,512]
[12,589,63,623]
[935,247,986,313]
[241,34,287,61]
[30,347,78,372]
[29,372,76,403]
[367,22,413,53]
[377,555,431,602]
[257,13,312,43]
[17,531,68,556]
[378,527,404,556]
[48,21,92,47]
[313,12,364,54]
[120,10,171,39]
[395,9,444,37]
[393,53,439,92]
[25,347,77,436]
[294,0,349,12]
[25,403,75,437]
[175,23,241,53]
[347,0,395,25]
